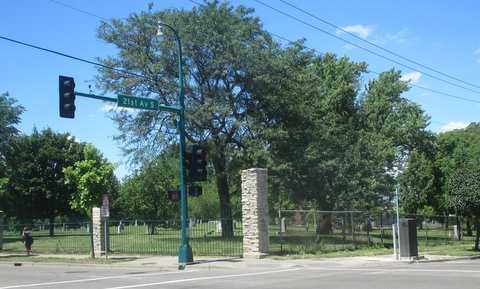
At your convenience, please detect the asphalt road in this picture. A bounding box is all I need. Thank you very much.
[1,259,480,289]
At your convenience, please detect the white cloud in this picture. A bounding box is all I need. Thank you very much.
[474,48,480,63]
[337,24,374,39]
[400,71,422,83]
[67,135,81,143]
[440,121,469,132]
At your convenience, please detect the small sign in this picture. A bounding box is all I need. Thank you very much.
[117,94,159,111]
[101,194,110,218]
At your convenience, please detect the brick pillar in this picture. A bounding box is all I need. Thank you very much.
[241,168,269,258]
[92,207,104,257]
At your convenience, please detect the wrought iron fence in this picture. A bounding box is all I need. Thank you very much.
[0,219,243,257]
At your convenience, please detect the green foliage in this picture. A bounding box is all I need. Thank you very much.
[0,92,25,152]
[0,92,24,196]
[446,170,480,215]
[95,1,282,231]
[116,153,178,220]
[1,128,84,222]
[64,144,118,216]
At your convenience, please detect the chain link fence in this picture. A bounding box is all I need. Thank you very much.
[269,210,476,255]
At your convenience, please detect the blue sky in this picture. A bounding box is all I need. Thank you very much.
[1,0,479,179]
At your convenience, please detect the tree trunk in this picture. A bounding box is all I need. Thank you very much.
[148,223,155,235]
[475,220,480,251]
[212,154,233,238]
[456,216,462,241]
[466,219,473,236]
[49,215,55,237]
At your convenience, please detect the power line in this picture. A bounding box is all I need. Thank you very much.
[271,32,480,104]
[278,0,480,91]
[0,35,149,80]
[41,0,480,105]
[251,0,480,96]
[49,0,109,22]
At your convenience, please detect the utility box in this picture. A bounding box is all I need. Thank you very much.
[399,218,418,257]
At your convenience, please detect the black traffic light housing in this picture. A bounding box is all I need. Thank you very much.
[188,185,203,197]
[59,75,76,118]
[185,144,207,182]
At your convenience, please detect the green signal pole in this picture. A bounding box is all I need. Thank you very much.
[158,22,192,269]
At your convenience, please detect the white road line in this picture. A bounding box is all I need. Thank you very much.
[0,270,197,289]
[308,267,480,274]
[102,268,302,289]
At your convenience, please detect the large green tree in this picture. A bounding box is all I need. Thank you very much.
[447,169,480,250]
[116,153,178,233]
[0,92,24,197]
[64,144,118,216]
[96,1,280,236]
[2,128,84,234]
[253,47,432,212]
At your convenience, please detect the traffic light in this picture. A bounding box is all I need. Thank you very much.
[59,75,76,118]
[167,190,179,201]
[186,144,207,182]
[188,185,202,197]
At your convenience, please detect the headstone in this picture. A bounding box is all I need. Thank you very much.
[453,225,460,240]
[280,217,286,233]
[241,168,269,258]
[216,221,222,233]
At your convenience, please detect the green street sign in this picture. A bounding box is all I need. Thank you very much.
[117,94,158,111]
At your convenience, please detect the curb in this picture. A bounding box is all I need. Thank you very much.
[411,255,480,264]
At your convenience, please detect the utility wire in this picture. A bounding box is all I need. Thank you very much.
[251,0,480,96]
[49,0,109,22]
[0,35,149,80]
[279,0,480,91]
[270,32,480,104]
[40,0,480,105]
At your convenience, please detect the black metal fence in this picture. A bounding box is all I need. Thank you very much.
[1,213,474,257]
[0,219,242,257]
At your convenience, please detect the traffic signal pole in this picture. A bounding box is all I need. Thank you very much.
[59,22,192,270]
[157,22,192,269]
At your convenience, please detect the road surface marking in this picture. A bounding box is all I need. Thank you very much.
[0,270,197,289]
[309,267,480,274]
[103,268,302,289]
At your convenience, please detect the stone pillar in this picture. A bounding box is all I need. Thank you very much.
[241,168,269,258]
[0,211,4,250]
[92,207,103,257]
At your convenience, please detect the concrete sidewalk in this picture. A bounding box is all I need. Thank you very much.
[1,252,479,270]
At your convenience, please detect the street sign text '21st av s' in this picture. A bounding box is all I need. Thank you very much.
[117,94,159,111]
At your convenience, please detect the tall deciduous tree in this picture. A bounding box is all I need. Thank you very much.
[447,169,480,250]
[2,128,84,234]
[96,1,279,236]
[64,144,118,216]
[0,92,24,197]
[116,153,178,233]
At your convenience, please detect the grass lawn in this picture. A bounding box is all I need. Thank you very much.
[2,223,477,258]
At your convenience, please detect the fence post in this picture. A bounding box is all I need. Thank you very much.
[0,211,4,250]
[392,224,398,260]
[350,212,355,247]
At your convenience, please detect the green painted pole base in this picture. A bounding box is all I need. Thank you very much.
[178,244,193,269]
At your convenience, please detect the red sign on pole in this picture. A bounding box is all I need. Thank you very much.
[101,194,110,218]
